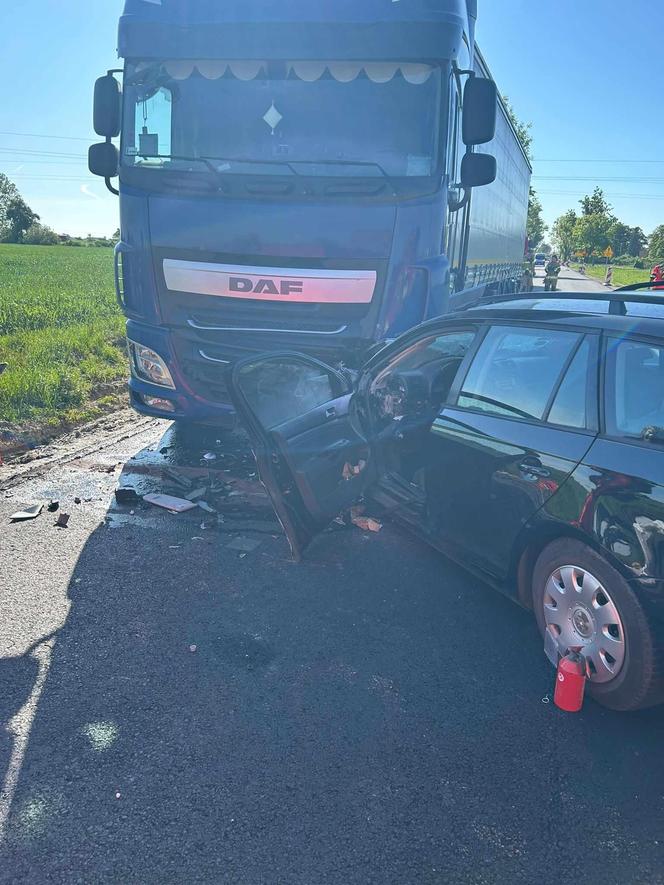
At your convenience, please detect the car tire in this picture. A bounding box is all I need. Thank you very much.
[532,538,664,711]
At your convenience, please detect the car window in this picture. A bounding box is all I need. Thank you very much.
[547,337,591,429]
[456,325,581,421]
[606,337,664,441]
[370,330,476,404]
[235,357,344,429]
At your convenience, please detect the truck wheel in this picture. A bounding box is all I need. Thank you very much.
[532,539,664,711]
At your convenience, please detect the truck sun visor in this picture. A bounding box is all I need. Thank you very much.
[163,60,434,85]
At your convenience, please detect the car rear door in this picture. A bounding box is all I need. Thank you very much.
[425,322,600,583]
[226,352,373,560]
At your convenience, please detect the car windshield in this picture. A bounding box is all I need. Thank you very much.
[122,60,442,179]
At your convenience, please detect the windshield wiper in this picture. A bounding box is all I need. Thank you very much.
[136,153,233,189]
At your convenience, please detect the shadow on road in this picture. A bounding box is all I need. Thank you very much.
[1,431,664,883]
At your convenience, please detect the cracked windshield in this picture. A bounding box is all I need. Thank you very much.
[1,1,664,882]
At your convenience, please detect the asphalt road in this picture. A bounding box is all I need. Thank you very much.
[2,286,664,883]
[533,264,610,293]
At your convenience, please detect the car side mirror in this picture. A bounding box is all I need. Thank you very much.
[460,152,497,188]
[462,77,497,146]
[88,142,119,179]
[94,74,121,138]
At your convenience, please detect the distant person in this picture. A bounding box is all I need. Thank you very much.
[544,254,561,292]
[521,251,535,291]
[651,264,664,291]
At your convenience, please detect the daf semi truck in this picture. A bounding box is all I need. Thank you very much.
[89,0,531,425]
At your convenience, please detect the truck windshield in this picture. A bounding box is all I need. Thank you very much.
[122,60,442,180]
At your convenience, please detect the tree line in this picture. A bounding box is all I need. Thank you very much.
[0,173,118,247]
[549,187,661,267]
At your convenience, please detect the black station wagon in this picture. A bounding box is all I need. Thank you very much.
[227,291,664,711]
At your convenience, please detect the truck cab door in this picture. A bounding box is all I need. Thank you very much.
[226,353,374,560]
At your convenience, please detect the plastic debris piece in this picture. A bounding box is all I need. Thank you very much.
[55,512,71,528]
[197,500,216,514]
[202,452,217,462]
[189,644,197,653]
[143,493,197,513]
[226,536,262,553]
[115,487,141,505]
[115,792,121,800]
[351,515,382,533]
[191,537,204,542]
[168,545,181,549]
[162,468,194,490]
[47,501,60,513]
[184,487,207,501]
[10,503,44,521]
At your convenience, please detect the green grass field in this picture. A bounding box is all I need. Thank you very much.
[0,244,126,429]
[572,263,652,288]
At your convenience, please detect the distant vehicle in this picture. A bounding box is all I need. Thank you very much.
[534,253,547,267]
[88,0,531,426]
[228,288,664,711]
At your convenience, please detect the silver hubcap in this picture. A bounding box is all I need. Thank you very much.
[543,565,626,683]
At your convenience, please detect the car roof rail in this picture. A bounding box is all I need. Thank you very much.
[476,289,664,317]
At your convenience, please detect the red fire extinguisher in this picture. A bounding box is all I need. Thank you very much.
[554,650,587,712]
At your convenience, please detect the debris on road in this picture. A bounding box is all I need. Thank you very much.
[47,501,60,513]
[115,487,141,506]
[143,493,198,513]
[185,487,207,501]
[189,644,197,653]
[226,536,262,553]
[74,497,82,505]
[349,506,382,533]
[162,467,194,490]
[10,503,43,522]
[202,452,217,462]
[351,515,382,533]
[54,512,71,528]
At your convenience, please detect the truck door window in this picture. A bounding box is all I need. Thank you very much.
[130,86,172,164]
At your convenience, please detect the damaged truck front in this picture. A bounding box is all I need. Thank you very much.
[89,0,530,426]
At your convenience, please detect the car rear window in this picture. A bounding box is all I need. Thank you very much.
[547,337,591,429]
[606,337,664,440]
[457,325,581,421]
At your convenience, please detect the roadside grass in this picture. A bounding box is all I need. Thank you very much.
[572,263,651,288]
[0,244,127,429]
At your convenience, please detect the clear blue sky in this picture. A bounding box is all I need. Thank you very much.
[0,0,661,238]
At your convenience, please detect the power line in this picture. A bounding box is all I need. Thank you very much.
[538,189,664,201]
[534,158,664,164]
[0,130,90,142]
[534,175,664,183]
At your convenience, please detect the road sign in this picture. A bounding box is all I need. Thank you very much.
[603,246,613,258]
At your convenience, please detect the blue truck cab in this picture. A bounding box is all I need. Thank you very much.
[89,0,530,426]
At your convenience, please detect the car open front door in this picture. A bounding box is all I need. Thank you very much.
[226,352,374,560]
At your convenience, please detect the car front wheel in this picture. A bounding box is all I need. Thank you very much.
[532,539,664,711]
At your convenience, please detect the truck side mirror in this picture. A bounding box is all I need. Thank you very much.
[89,142,119,179]
[94,74,121,138]
[462,77,497,146]
[460,152,496,188]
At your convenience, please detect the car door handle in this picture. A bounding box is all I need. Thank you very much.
[325,406,336,418]
[518,458,550,478]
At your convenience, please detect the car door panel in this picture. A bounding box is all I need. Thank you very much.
[270,393,372,521]
[426,408,596,583]
[226,353,372,559]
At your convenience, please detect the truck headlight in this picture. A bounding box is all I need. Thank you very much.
[128,340,175,388]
